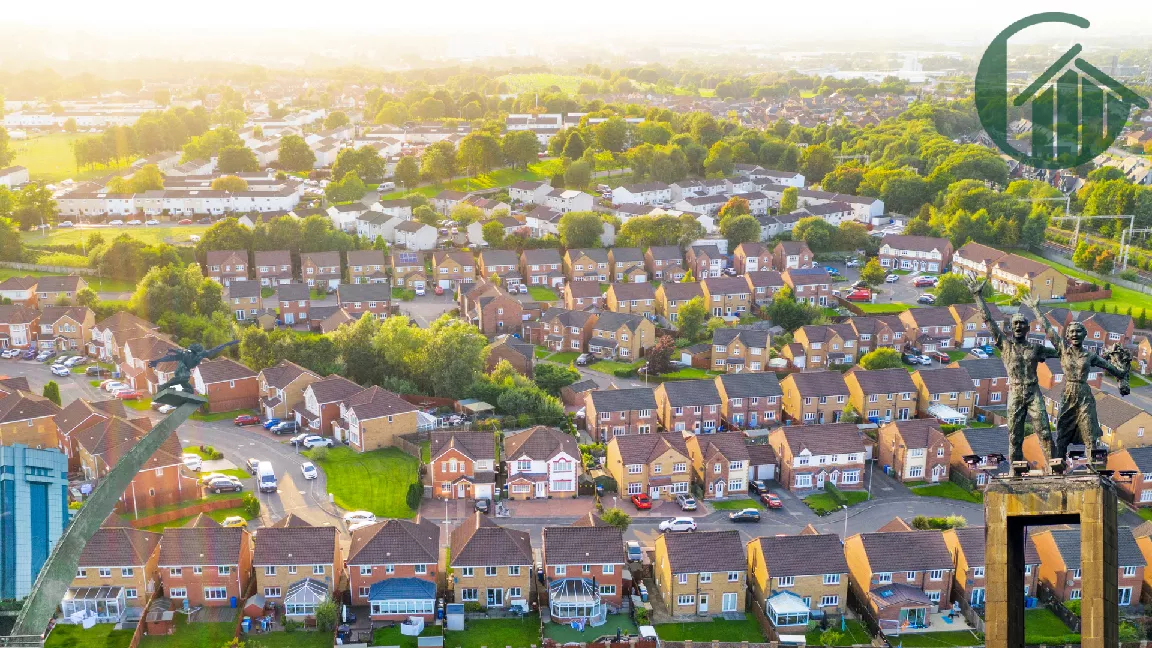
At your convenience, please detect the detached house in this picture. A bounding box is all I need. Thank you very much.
[1108,446,1152,507]
[253,518,341,619]
[204,250,249,286]
[710,327,770,373]
[701,277,751,319]
[844,530,955,627]
[541,518,627,620]
[0,276,38,307]
[35,275,88,305]
[655,282,704,324]
[794,324,858,371]
[773,241,813,271]
[0,386,58,448]
[943,526,1041,610]
[780,371,851,425]
[655,379,724,433]
[585,387,659,442]
[36,306,94,353]
[733,242,774,274]
[159,516,252,608]
[191,357,259,413]
[430,431,496,501]
[432,250,477,290]
[336,386,420,452]
[588,312,656,361]
[257,360,320,421]
[564,248,609,283]
[539,308,597,353]
[275,283,311,326]
[745,271,785,309]
[390,251,427,291]
[477,249,523,287]
[949,304,999,350]
[347,250,388,284]
[686,245,724,278]
[654,531,746,618]
[254,250,294,286]
[605,282,656,318]
[55,398,125,471]
[877,420,951,483]
[297,375,363,436]
[877,235,953,273]
[912,368,976,424]
[685,433,750,499]
[521,249,564,287]
[485,335,535,378]
[748,533,851,626]
[645,246,685,281]
[900,307,957,353]
[227,280,264,321]
[503,426,581,500]
[951,358,1009,408]
[844,367,918,423]
[337,283,391,320]
[946,426,1011,489]
[0,305,40,350]
[770,424,866,493]
[346,518,440,619]
[301,251,341,290]
[606,433,692,499]
[450,513,534,609]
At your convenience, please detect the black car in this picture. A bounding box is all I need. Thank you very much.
[85,366,110,377]
[749,480,768,494]
[272,421,298,435]
[474,498,491,514]
[728,508,761,523]
[902,353,920,365]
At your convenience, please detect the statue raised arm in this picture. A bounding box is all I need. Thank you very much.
[965,271,1003,346]
[1023,293,1063,354]
[152,340,239,395]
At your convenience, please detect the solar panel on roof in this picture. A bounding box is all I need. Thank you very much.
[398,252,419,264]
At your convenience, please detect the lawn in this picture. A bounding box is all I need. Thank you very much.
[139,504,253,532]
[35,225,208,247]
[803,490,869,516]
[12,133,131,183]
[545,351,580,364]
[1022,608,1080,644]
[588,360,644,375]
[373,624,443,648]
[122,397,153,411]
[138,612,236,648]
[654,615,765,642]
[946,350,969,362]
[444,615,540,648]
[545,614,636,643]
[910,482,984,504]
[653,367,718,381]
[380,160,564,199]
[534,346,551,358]
[1017,251,1152,313]
[191,408,256,422]
[889,630,983,647]
[496,73,598,94]
[242,631,334,647]
[709,497,761,510]
[805,619,872,646]
[855,302,914,314]
[0,268,136,294]
[307,446,420,518]
[45,623,134,648]
[392,287,416,301]
[528,286,558,301]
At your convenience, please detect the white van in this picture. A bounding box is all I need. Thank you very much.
[257,461,277,493]
[378,181,396,192]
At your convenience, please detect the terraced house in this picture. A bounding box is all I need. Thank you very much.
[710,327,770,373]
[204,250,248,286]
[585,387,659,442]
[844,367,918,423]
[301,251,341,290]
[605,282,656,318]
[477,249,523,287]
[252,518,341,618]
[715,372,782,429]
[645,245,685,281]
[609,247,647,282]
[770,423,866,493]
[655,379,724,433]
[254,250,294,285]
[432,250,477,290]
[347,250,388,284]
[564,248,609,282]
[877,420,951,483]
[451,513,534,609]
[990,252,1068,301]
[685,432,750,499]
[733,242,774,274]
[588,312,656,361]
[346,518,440,619]
[951,242,1005,279]
[780,371,850,425]
[701,276,751,318]
[655,281,703,323]
[606,432,692,499]
[66,525,161,623]
[912,368,976,423]
[655,531,746,618]
[747,533,851,624]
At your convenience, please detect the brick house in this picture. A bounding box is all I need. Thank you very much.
[655,531,746,618]
[609,247,647,283]
[539,308,597,353]
[684,432,750,499]
[275,282,311,326]
[745,271,785,310]
[654,379,724,433]
[335,386,419,452]
[253,250,294,286]
[1037,357,1103,391]
[521,249,564,287]
[606,433,692,499]
[710,327,770,373]
[337,283,391,320]
[119,334,180,395]
[655,282,703,324]
[949,358,1008,408]
[685,245,724,278]
[87,312,158,362]
[301,251,341,290]
[503,426,581,499]
[257,360,320,421]
[563,281,604,311]
[296,375,364,436]
[0,276,38,307]
[585,387,658,442]
[943,526,1041,610]
[588,312,656,361]
[36,306,94,353]
[347,250,388,284]
[564,248,609,283]
[951,242,1005,279]
[542,518,627,615]
[477,249,523,287]
[949,304,999,350]
[782,268,831,307]
[1107,446,1152,507]
[0,388,61,448]
[0,304,39,350]
[204,250,249,286]
[747,533,850,623]
[773,241,813,271]
[605,282,657,318]
[946,426,1011,489]
[55,398,125,471]
[432,250,477,290]
[733,242,774,274]
[877,420,951,483]
[990,253,1068,301]
[1032,526,1145,609]
[844,367,918,424]
[769,423,866,493]
[346,518,440,619]
[899,307,957,353]
[390,251,427,291]
[450,513,533,608]
[34,275,88,305]
[794,324,858,371]
[66,525,161,621]
[780,371,850,425]
[701,277,751,319]
[253,518,341,618]
[849,316,906,354]
[485,336,536,378]
[912,368,976,423]
[715,372,782,430]
[645,246,685,281]
[430,431,497,501]
[844,530,955,625]
[192,357,259,413]
[877,235,953,273]
[158,515,252,608]
[227,280,264,321]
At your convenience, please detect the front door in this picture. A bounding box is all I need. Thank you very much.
[698,594,708,613]
[488,588,503,607]
[722,592,737,612]
[816,472,826,489]
[715,481,724,498]
[932,464,946,483]
[535,481,546,498]
[457,483,467,498]
[749,413,757,427]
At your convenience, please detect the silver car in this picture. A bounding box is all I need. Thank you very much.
[675,494,697,511]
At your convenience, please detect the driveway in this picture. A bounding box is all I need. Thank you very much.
[394,292,458,327]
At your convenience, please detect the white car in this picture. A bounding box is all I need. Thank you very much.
[302,435,334,449]
[50,365,71,377]
[885,274,899,283]
[126,220,142,226]
[1,349,19,359]
[103,381,128,392]
[517,284,528,294]
[189,235,201,242]
[343,511,376,525]
[845,259,860,268]
[414,285,426,296]
[971,348,990,359]
[145,219,160,226]
[58,221,74,228]
[182,454,203,472]
[658,517,697,533]
[108,220,124,226]
[300,462,318,480]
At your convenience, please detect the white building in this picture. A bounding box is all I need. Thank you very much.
[544,189,594,213]
[393,221,438,251]
[611,182,671,206]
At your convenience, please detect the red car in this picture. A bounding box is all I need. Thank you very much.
[914,276,938,287]
[631,493,652,510]
[115,390,142,400]
[928,350,950,364]
[177,219,193,225]
[234,414,261,426]
[760,492,783,509]
[434,285,445,296]
[845,289,872,302]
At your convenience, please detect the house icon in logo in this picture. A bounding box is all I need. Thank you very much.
[976,12,1149,170]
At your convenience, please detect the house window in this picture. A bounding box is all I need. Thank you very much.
[460,588,478,601]
[265,566,276,576]
[677,595,695,606]
[1069,589,1081,600]
[204,587,228,601]
[973,567,985,578]
[360,566,372,576]
[728,571,740,582]
[414,564,427,574]
[76,569,86,578]
[906,571,917,581]
[929,570,944,581]
[510,566,522,576]
[926,590,941,603]
[509,587,523,598]
[678,573,688,585]
[218,566,231,575]
[99,568,111,578]
[314,565,325,575]
[264,587,282,598]
[555,565,566,576]
[288,566,297,575]
[700,572,711,583]
[823,573,840,585]
[485,567,497,577]
[602,564,614,574]
[777,576,795,588]
[125,588,137,599]
[461,567,474,577]
[821,595,839,607]
[1123,566,1137,577]
[169,588,187,598]
[169,568,181,577]
[876,573,892,584]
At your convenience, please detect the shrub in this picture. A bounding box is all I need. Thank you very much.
[309,446,328,462]
[613,367,637,378]
[242,493,261,518]
[911,514,967,530]
[314,599,338,632]
[824,483,848,507]
[464,602,485,613]
[406,482,423,512]
[635,607,649,625]
[198,445,224,460]
[282,617,301,632]
[1064,600,1081,615]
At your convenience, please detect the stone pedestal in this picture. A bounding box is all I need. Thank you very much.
[984,475,1117,648]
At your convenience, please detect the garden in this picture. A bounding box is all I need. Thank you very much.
[305,446,421,518]
[909,482,983,503]
[44,623,134,648]
[803,484,869,516]
[654,615,765,642]
[138,613,236,648]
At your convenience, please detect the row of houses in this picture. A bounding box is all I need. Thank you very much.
[55,180,303,218]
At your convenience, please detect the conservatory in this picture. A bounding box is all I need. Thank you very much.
[548,578,607,626]
[368,578,437,620]
[766,591,809,628]
[284,578,329,618]
[61,586,126,624]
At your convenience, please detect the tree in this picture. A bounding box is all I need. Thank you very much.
[129,164,165,192]
[646,335,676,375]
[717,196,750,222]
[217,145,259,174]
[0,127,11,168]
[0,216,23,261]
[703,141,734,177]
[314,600,338,632]
[324,171,367,203]
[414,205,439,227]
[562,131,586,160]
[277,135,315,172]
[565,160,592,189]
[211,175,249,193]
[600,507,632,532]
[481,220,505,248]
[457,133,502,175]
[594,116,631,153]
[859,347,903,370]
[677,296,708,341]
[839,403,861,423]
[558,211,603,248]
[719,214,760,247]
[324,111,350,130]
[332,147,386,184]
[421,141,457,183]
[393,156,421,189]
[934,273,977,307]
[792,216,836,252]
[779,187,799,213]
[75,287,98,308]
[765,286,821,331]
[502,131,540,169]
[423,315,489,398]
[15,183,57,229]
[534,363,581,395]
[802,144,836,185]
[42,381,61,406]
[860,258,886,286]
[374,102,408,125]
[63,118,77,133]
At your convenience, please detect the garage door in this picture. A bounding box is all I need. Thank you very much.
[439,279,452,289]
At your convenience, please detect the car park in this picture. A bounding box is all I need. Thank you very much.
[760,492,783,509]
[658,517,697,532]
[182,454,202,471]
[729,508,761,523]
[885,274,899,283]
[233,414,261,426]
[630,493,652,510]
[206,476,243,493]
[302,435,334,449]
[344,511,376,525]
[675,494,697,511]
[300,462,318,480]
[221,516,247,528]
[50,365,71,377]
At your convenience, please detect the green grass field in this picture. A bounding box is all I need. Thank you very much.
[653,367,719,381]
[803,490,869,515]
[444,616,540,648]
[856,302,914,314]
[545,614,635,643]
[496,73,599,94]
[190,408,255,422]
[11,133,132,183]
[544,351,580,364]
[139,505,253,533]
[380,160,564,199]
[241,632,333,648]
[1020,608,1079,644]
[138,612,236,648]
[528,286,558,301]
[45,623,134,648]
[588,360,644,375]
[891,630,984,647]
[654,615,765,642]
[910,482,983,503]
[0,269,136,294]
[1017,251,1152,313]
[306,446,420,518]
[805,619,872,646]
[30,224,208,247]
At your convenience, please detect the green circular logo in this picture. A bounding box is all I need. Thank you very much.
[975,12,1148,170]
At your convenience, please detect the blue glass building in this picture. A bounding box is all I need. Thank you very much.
[0,445,69,600]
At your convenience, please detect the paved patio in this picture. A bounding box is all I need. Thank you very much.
[894,610,974,634]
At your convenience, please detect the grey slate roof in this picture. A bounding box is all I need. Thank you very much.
[712,328,769,348]
[592,311,646,333]
[543,524,626,565]
[1125,446,1152,473]
[504,426,578,461]
[951,425,1008,457]
[661,530,745,574]
[845,368,916,395]
[450,513,533,567]
[347,518,440,566]
[588,387,658,412]
[753,534,849,578]
[858,530,952,572]
[1045,526,1145,569]
[775,424,864,457]
[253,524,337,567]
[276,283,311,301]
[716,373,782,398]
[787,370,849,397]
[659,379,722,406]
[956,358,1008,380]
[915,368,974,394]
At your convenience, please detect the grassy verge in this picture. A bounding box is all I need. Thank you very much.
[652,367,719,381]
[36,225,207,248]
[534,346,551,358]
[13,133,126,183]
[708,498,761,510]
[544,351,580,364]
[805,619,872,646]
[528,286,558,301]
[138,612,236,648]
[654,615,764,642]
[910,482,983,503]
[444,616,539,648]
[1022,608,1080,645]
[855,302,913,314]
[307,446,420,518]
[803,490,869,515]
[45,623,134,648]
[191,408,255,422]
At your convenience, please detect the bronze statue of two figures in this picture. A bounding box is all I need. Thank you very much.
[148,340,238,406]
[966,274,1131,475]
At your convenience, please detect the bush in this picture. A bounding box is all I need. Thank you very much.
[464,602,485,613]
[406,482,423,512]
[824,483,848,507]
[911,514,967,530]
[314,599,337,632]
[1064,600,1080,615]
[309,446,328,462]
[198,445,224,460]
[635,607,649,625]
[613,367,637,378]
[282,617,301,632]
[242,493,261,518]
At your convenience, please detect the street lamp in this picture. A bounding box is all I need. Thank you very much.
[842,505,849,540]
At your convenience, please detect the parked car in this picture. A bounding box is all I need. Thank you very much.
[22,349,37,360]
[58,221,74,228]
[50,365,71,377]
[262,418,281,430]
[749,480,768,494]
[929,351,951,364]
[914,276,938,287]
[289,433,309,446]
[517,283,528,294]
[233,414,261,426]
[108,220,124,226]
[182,454,203,472]
[902,353,921,365]
[626,541,644,562]
[145,219,160,226]
[675,494,697,511]
[576,353,592,366]
[1,349,19,358]
[221,516,247,528]
[846,289,872,302]
[115,390,143,400]
[300,462,318,480]
[846,258,860,268]
[474,498,491,514]
[206,476,243,493]
[729,508,762,523]
[414,285,426,296]
[760,492,783,509]
[302,435,334,449]
[347,520,376,533]
[885,274,899,283]
[851,280,868,289]
[916,355,933,366]
[434,285,445,296]
[271,421,299,435]
[101,380,126,391]
[84,365,110,377]
[36,351,55,362]
[246,458,261,474]
[178,219,193,225]
[189,235,201,243]
[980,344,996,355]
[971,348,990,359]
[630,493,652,510]
[917,294,937,305]
[343,511,376,525]
[658,517,697,532]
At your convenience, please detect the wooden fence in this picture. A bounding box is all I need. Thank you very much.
[126,496,246,529]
